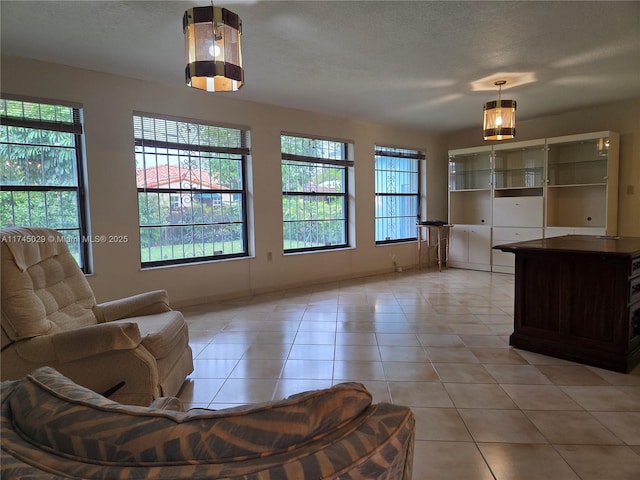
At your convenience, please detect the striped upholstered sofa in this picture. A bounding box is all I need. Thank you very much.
[1,367,415,479]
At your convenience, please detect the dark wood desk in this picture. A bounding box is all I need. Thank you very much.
[496,235,640,373]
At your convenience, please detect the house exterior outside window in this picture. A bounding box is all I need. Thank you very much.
[0,97,90,270]
[281,134,353,253]
[133,113,249,267]
[375,145,423,244]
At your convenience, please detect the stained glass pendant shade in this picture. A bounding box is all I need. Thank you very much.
[483,80,516,141]
[183,5,244,92]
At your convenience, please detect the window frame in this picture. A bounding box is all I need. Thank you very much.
[374,145,424,245]
[281,133,353,253]
[0,95,90,271]
[133,112,250,268]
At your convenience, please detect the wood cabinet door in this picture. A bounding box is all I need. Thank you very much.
[515,251,628,351]
[565,255,628,350]
[516,252,564,334]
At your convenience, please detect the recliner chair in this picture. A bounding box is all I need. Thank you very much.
[1,226,193,406]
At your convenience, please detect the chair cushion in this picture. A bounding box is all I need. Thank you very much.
[1,228,96,341]
[9,367,373,465]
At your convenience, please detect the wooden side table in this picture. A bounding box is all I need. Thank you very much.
[417,223,452,272]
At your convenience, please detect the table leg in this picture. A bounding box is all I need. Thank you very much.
[417,226,422,269]
[437,227,443,272]
[445,226,451,270]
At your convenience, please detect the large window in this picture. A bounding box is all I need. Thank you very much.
[134,114,249,267]
[375,145,423,243]
[281,134,353,252]
[0,97,89,270]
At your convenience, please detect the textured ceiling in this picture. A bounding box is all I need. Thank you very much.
[1,1,639,132]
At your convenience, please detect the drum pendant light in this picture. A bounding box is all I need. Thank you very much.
[483,80,516,140]
[183,4,244,92]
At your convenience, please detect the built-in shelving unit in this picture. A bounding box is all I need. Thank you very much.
[448,131,619,273]
[491,140,545,273]
[447,147,492,271]
[545,132,619,237]
[493,140,545,191]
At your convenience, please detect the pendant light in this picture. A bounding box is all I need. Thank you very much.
[483,80,516,141]
[183,4,244,92]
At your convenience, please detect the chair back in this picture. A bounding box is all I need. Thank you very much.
[1,227,97,349]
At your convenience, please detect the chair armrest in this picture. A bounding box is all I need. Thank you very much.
[14,322,142,363]
[93,290,172,323]
[149,396,185,411]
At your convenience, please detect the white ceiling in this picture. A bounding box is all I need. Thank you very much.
[1,1,639,132]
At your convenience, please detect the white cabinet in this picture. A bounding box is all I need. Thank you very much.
[448,225,492,271]
[492,227,544,273]
[448,131,619,274]
[544,227,607,238]
[493,196,544,228]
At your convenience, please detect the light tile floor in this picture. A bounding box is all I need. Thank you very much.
[178,268,640,480]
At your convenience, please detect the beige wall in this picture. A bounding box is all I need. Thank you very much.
[1,56,448,305]
[447,99,640,236]
[3,56,637,306]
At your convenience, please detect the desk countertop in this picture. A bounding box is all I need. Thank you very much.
[495,235,640,256]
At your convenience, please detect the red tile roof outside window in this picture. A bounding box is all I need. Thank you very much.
[136,165,223,190]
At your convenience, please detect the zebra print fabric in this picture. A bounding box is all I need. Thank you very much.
[2,367,414,479]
